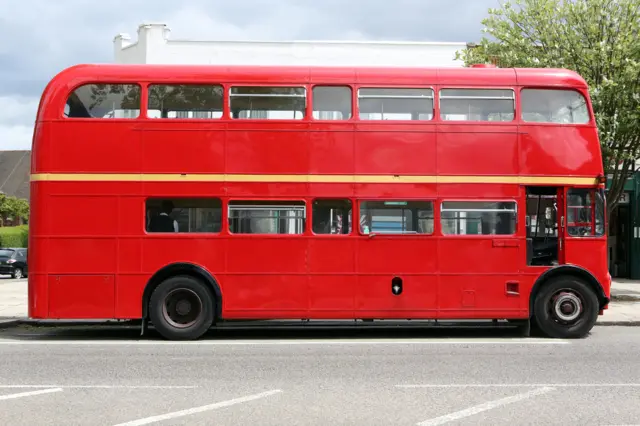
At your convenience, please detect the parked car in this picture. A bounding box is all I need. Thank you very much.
[0,248,28,279]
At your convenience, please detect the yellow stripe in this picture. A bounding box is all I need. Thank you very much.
[30,173,599,186]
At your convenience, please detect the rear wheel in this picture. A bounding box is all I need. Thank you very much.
[149,275,215,340]
[533,276,599,339]
[12,268,23,279]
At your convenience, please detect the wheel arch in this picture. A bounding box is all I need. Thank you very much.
[142,263,223,320]
[529,264,609,315]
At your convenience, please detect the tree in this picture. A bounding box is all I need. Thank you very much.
[0,194,29,226]
[456,0,640,217]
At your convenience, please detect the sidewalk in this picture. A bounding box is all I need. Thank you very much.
[1,278,640,328]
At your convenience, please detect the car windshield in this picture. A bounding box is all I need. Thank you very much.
[0,249,15,257]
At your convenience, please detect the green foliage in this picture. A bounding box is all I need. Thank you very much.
[456,0,640,213]
[0,193,29,224]
[0,225,28,248]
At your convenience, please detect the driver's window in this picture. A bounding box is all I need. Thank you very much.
[567,188,605,237]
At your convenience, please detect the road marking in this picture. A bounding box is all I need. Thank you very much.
[397,383,640,388]
[0,338,570,346]
[0,388,62,401]
[0,385,196,389]
[112,389,282,426]
[416,387,554,425]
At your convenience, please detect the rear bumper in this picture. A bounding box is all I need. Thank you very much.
[0,266,16,275]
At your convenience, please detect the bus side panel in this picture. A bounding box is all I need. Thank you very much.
[308,238,356,314]
[437,125,518,176]
[355,127,436,175]
[519,126,601,177]
[222,237,309,316]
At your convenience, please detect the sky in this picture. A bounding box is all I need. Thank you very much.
[0,0,498,150]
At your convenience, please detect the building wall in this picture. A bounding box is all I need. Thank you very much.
[114,23,468,67]
[0,150,31,202]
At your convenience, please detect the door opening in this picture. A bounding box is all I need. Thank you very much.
[526,187,561,266]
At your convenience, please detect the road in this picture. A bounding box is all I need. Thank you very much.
[0,325,639,425]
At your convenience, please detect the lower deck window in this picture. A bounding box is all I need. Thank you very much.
[146,198,222,233]
[441,201,516,235]
[312,199,352,234]
[228,201,306,234]
[359,200,434,234]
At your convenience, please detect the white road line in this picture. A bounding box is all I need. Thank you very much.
[112,389,282,426]
[0,388,63,401]
[416,387,554,426]
[0,338,570,346]
[397,383,640,388]
[0,385,196,389]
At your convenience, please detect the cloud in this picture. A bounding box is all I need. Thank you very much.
[0,0,495,150]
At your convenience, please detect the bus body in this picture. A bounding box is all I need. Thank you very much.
[29,63,610,340]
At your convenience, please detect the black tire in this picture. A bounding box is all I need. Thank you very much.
[533,276,599,339]
[149,275,215,340]
[12,268,23,279]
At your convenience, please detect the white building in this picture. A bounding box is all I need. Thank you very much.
[113,23,468,67]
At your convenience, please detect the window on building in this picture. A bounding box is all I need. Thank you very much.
[359,200,434,234]
[312,86,352,120]
[147,84,223,119]
[439,89,514,121]
[64,84,141,118]
[567,188,605,236]
[312,199,352,234]
[145,198,222,233]
[229,86,306,119]
[521,88,590,124]
[228,201,306,234]
[358,88,434,121]
[441,201,517,235]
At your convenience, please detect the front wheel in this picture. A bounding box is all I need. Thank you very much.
[533,276,599,339]
[149,275,215,340]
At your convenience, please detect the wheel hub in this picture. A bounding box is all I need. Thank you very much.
[553,292,582,322]
[162,288,203,328]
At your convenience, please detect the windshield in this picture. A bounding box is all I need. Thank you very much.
[0,249,15,257]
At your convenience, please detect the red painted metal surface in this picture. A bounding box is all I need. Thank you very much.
[27,64,610,321]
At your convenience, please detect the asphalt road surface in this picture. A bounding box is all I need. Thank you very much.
[0,324,639,426]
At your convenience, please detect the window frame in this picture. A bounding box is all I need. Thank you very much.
[144,197,224,235]
[565,187,605,238]
[227,199,308,236]
[438,87,516,123]
[145,82,224,120]
[228,85,308,121]
[519,87,593,125]
[356,86,435,122]
[439,199,519,237]
[62,82,143,120]
[311,85,354,122]
[310,198,354,236]
[357,199,436,236]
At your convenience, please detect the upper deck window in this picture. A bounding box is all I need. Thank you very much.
[358,88,434,121]
[147,84,223,119]
[521,89,590,124]
[64,84,141,119]
[229,86,306,120]
[312,86,352,120]
[439,89,515,122]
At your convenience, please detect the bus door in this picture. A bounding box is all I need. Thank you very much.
[525,186,565,268]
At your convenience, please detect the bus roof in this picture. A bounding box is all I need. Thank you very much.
[37,63,589,121]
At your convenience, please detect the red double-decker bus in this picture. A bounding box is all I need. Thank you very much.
[28,63,610,340]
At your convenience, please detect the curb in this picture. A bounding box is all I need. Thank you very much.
[0,318,24,329]
[610,295,640,302]
[596,321,640,326]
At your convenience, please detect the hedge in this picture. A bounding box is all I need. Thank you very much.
[0,225,29,248]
